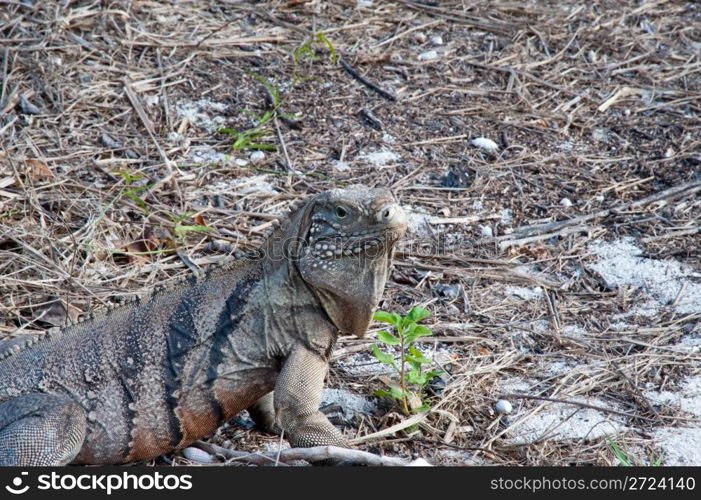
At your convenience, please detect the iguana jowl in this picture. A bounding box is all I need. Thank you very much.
[0,187,407,465]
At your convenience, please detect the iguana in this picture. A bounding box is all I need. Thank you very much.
[0,186,407,465]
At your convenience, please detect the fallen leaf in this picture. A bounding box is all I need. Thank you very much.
[26,159,53,180]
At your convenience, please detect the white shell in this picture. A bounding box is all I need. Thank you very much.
[417,50,439,61]
[471,137,499,153]
[480,225,493,237]
[495,399,513,415]
[560,197,573,207]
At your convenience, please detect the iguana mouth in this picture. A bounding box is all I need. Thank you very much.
[309,227,400,260]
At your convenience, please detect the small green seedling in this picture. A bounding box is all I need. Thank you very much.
[115,169,153,213]
[608,440,664,466]
[293,32,338,66]
[171,212,214,240]
[371,306,442,415]
[220,73,298,153]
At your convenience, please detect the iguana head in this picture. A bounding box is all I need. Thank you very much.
[293,187,407,338]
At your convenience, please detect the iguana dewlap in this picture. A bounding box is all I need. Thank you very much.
[0,187,407,465]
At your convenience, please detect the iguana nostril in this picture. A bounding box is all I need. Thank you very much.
[375,204,406,226]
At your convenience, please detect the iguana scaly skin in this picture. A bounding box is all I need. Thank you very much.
[0,187,407,465]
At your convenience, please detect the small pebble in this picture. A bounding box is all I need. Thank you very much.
[471,137,499,153]
[144,94,159,107]
[560,197,573,208]
[435,284,461,299]
[250,150,265,163]
[495,399,513,415]
[408,458,433,466]
[182,447,216,463]
[480,225,493,237]
[412,32,427,43]
[417,50,439,61]
[100,134,122,149]
[430,35,444,46]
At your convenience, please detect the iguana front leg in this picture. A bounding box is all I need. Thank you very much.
[0,393,87,465]
[274,346,348,448]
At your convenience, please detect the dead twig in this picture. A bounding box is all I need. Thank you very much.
[195,441,410,466]
[340,58,396,101]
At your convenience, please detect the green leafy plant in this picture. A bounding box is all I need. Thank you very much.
[115,169,153,212]
[293,32,338,66]
[220,73,298,153]
[371,306,442,415]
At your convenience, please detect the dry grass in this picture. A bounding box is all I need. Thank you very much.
[1,0,699,466]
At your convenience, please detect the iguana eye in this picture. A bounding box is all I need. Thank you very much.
[335,206,348,218]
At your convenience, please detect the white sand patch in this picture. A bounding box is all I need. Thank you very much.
[176,99,228,132]
[498,377,535,394]
[333,160,350,172]
[505,285,544,301]
[539,359,579,377]
[561,324,588,338]
[653,427,701,465]
[321,388,376,419]
[189,148,229,164]
[358,149,400,167]
[590,237,701,315]
[644,374,701,418]
[232,175,278,196]
[500,208,513,224]
[336,351,390,376]
[609,321,631,331]
[679,335,701,353]
[210,175,278,197]
[405,208,440,236]
[382,133,396,143]
[505,397,628,445]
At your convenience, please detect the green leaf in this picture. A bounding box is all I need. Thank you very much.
[406,356,422,371]
[377,330,400,345]
[389,385,406,400]
[375,386,406,401]
[373,310,401,327]
[406,306,431,323]
[415,404,431,413]
[370,344,396,368]
[408,345,431,363]
[405,324,433,343]
[316,32,337,64]
[244,143,277,151]
[406,369,429,386]
[174,224,214,239]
